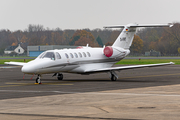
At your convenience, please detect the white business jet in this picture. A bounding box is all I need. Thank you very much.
[5,23,174,84]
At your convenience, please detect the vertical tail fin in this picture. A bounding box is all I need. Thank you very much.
[104,23,172,49]
[112,24,137,49]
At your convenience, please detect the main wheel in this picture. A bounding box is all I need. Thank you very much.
[111,74,117,81]
[57,74,63,80]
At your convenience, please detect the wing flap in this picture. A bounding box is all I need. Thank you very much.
[85,62,174,73]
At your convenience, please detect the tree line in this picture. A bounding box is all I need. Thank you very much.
[137,23,180,55]
[0,23,180,56]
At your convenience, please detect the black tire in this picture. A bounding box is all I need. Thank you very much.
[36,77,41,83]
[57,74,63,80]
[111,75,117,81]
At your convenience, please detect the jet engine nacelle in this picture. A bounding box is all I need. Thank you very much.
[103,46,129,58]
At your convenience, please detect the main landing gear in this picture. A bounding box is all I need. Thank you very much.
[35,74,41,84]
[57,73,63,80]
[110,71,118,81]
[52,73,63,80]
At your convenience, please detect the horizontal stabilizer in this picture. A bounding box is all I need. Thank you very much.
[104,24,173,28]
[85,62,174,73]
[4,62,27,66]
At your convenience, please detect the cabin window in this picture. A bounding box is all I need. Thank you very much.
[43,52,55,60]
[70,53,74,58]
[74,53,78,58]
[65,53,69,58]
[78,52,82,57]
[87,52,91,57]
[56,52,61,59]
[83,52,86,57]
[18,49,20,53]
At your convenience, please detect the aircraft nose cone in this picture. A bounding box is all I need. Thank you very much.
[21,65,35,74]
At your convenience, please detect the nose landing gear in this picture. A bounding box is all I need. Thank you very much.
[35,75,41,84]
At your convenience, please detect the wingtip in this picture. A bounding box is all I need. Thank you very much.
[4,62,9,65]
[169,25,173,27]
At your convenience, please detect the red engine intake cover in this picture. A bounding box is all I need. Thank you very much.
[104,46,113,57]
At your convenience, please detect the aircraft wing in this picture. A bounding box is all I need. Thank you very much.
[0,66,22,69]
[4,62,27,66]
[85,62,174,73]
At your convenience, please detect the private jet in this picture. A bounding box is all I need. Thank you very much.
[5,23,174,84]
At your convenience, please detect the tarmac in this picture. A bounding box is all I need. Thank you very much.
[0,64,180,120]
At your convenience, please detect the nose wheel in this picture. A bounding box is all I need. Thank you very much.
[35,75,41,84]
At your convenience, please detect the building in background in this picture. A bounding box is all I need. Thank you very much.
[145,49,161,56]
[4,44,25,54]
[27,45,79,57]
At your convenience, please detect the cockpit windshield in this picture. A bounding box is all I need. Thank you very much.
[38,52,46,58]
[42,52,55,60]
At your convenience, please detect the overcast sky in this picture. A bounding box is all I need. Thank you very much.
[0,0,179,31]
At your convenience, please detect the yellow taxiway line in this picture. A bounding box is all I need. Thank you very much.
[0,82,73,88]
